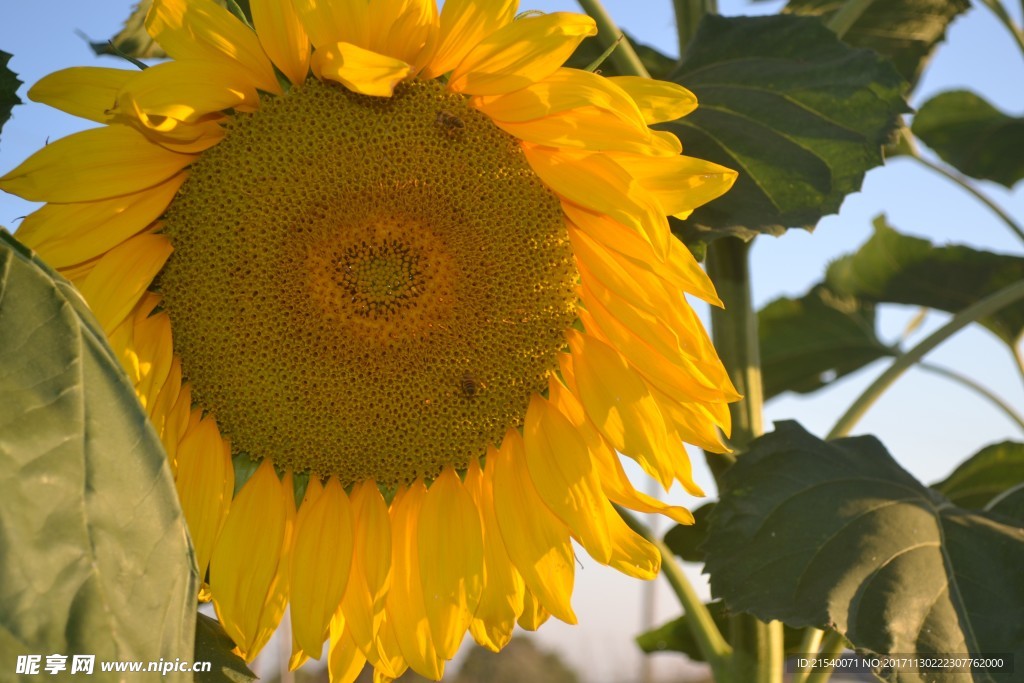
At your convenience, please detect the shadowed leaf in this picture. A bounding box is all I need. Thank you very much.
[827,216,1024,346]
[912,90,1024,188]
[781,0,971,86]
[0,231,197,680]
[759,285,894,399]
[663,502,715,563]
[704,421,1024,682]
[194,614,257,683]
[932,442,1024,512]
[0,50,21,143]
[663,15,907,244]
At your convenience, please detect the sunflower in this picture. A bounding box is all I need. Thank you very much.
[1,0,738,679]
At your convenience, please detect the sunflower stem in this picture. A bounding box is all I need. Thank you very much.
[705,238,783,683]
[828,279,1024,439]
[617,506,733,676]
[791,628,825,683]
[916,361,1024,433]
[576,0,651,77]
[804,631,848,683]
[672,0,718,55]
[826,0,880,39]
[908,151,1024,245]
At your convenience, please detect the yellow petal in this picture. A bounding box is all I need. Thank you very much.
[161,381,193,474]
[492,107,663,156]
[290,478,355,659]
[211,460,294,661]
[310,42,411,97]
[146,0,280,94]
[0,125,194,203]
[366,616,409,681]
[328,612,368,683]
[450,13,596,96]
[173,415,233,579]
[77,234,172,334]
[113,60,259,124]
[602,505,662,580]
[608,76,698,124]
[385,483,445,680]
[516,589,550,631]
[523,394,612,563]
[548,374,695,525]
[565,329,680,489]
[149,355,182,457]
[292,0,369,49]
[17,173,184,269]
[475,67,643,124]
[465,457,525,652]
[132,310,174,414]
[342,480,392,657]
[650,383,731,459]
[251,0,310,86]
[418,468,482,660]
[366,0,438,70]
[28,67,134,123]
[491,428,577,625]
[425,0,516,78]
[522,144,669,257]
[612,153,737,219]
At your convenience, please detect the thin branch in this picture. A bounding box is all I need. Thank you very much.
[828,280,1024,439]
[917,361,1024,433]
[575,0,650,77]
[804,631,847,683]
[791,628,825,683]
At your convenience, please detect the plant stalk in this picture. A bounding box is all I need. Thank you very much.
[791,628,825,683]
[705,238,782,683]
[804,631,847,683]
[576,0,651,77]
[826,0,880,39]
[619,507,733,678]
[828,279,1024,439]
[917,361,1024,433]
[978,0,1024,57]
[909,152,1024,245]
[672,0,718,54]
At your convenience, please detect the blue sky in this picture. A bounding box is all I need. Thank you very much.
[1,1,1022,680]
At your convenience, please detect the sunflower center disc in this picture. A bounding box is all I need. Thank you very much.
[159,79,577,486]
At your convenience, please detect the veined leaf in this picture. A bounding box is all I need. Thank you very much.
[913,90,1024,188]
[759,285,895,399]
[663,15,908,244]
[194,614,257,683]
[782,0,971,87]
[0,231,197,679]
[704,422,1024,683]
[932,442,1024,514]
[827,216,1024,346]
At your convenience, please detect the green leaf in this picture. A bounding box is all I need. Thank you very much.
[91,0,253,59]
[0,231,197,678]
[565,31,677,79]
[932,442,1024,511]
[782,0,971,87]
[827,216,1024,345]
[759,285,895,399]
[0,50,21,142]
[663,15,908,244]
[912,90,1024,188]
[662,502,715,563]
[194,614,257,683]
[704,421,1024,681]
[637,600,805,661]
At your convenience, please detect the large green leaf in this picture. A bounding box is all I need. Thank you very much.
[781,0,971,87]
[931,442,1024,512]
[827,216,1024,346]
[912,90,1024,189]
[758,285,894,399]
[194,614,256,683]
[662,502,715,563]
[0,50,21,142]
[662,15,907,244]
[91,0,252,59]
[637,600,805,661]
[0,232,197,680]
[703,421,1024,682]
